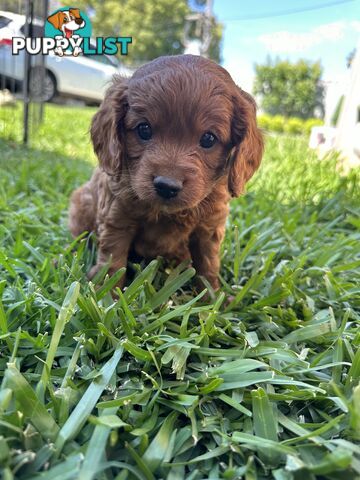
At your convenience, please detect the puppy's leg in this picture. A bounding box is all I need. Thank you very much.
[69,181,96,238]
[88,222,135,289]
[190,225,225,291]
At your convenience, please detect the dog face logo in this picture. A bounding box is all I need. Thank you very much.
[47,8,85,39]
[45,7,89,56]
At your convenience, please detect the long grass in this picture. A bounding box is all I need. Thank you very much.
[0,103,359,479]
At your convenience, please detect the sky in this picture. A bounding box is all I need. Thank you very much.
[212,0,360,92]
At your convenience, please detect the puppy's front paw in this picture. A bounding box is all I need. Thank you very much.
[88,264,103,281]
[88,264,126,292]
[54,47,64,56]
[73,46,82,57]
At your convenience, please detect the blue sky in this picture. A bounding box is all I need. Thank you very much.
[212,0,360,91]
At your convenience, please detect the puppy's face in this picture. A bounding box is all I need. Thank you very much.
[91,56,263,211]
[47,9,85,38]
[124,72,235,211]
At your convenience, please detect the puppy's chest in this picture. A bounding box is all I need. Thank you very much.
[132,216,195,261]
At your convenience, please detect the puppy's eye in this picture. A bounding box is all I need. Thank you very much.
[200,132,217,149]
[137,122,152,141]
[63,17,68,23]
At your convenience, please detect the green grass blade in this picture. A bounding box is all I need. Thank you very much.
[4,363,59,441]
[252,387,280,465]
[142,411,178,472]
[55,346,124,452]
[36,282,80,400]
[78,407,118,480]
[148,268,196,310]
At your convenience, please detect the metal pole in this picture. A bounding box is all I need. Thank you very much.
[39,0,49,122]
[23,0,34,145]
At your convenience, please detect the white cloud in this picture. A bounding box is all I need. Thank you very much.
[258,21,350,54]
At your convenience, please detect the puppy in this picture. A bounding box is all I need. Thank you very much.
[47,8,85,56]
[69,55,263,291]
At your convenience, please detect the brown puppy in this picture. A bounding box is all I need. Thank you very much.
[69,55,263,290]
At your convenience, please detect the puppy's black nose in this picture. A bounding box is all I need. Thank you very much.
[153,176,182,199]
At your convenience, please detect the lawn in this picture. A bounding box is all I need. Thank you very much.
[0,103,359,480]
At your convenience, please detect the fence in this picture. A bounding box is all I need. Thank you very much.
[0,0,49,144]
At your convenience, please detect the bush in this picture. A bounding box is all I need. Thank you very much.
[304,117,324,134]
[258,113,324,135]
[270,115,286,133]
[284,117,304,135]
[257,114,271,131]
[258,114,285,132]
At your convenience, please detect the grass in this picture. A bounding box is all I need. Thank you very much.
[0,102,359,480]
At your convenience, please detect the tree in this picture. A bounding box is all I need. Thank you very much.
[253,58,325,119]
[70,0,222,64]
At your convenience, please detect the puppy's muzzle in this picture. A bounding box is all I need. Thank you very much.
[153,176,183,199]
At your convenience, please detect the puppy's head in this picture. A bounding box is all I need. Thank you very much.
[91,55,263,211]
[47,9,85,37]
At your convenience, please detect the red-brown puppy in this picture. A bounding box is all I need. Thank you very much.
[69,55,263,290]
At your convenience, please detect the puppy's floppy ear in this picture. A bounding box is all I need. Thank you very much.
[91,76,128,176]
[47,12,63,30]
[228,87,264,197]
[69,8,81,17]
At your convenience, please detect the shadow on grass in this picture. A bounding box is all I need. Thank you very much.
[0,136,93,199]
[0,136,95,268]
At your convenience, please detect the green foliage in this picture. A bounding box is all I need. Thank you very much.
[258,114,324,135]
[206,17,223,64]
[254,58,325,119]
[304,117,325,134]
[258,114,285,133]
[71,0,222,63]
[284,117,304,135]
[0,104,359,479]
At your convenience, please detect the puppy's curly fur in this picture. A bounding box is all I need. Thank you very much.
[69,55,263,289]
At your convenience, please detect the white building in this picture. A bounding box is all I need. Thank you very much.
[334,39,360,167]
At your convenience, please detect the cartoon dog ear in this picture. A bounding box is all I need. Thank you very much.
[69,8,81,17]
[47,11,63,30]
[91,76,129,176]
[228,87,264,197]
